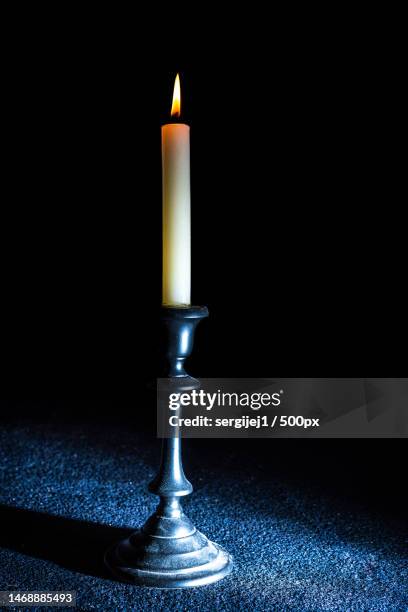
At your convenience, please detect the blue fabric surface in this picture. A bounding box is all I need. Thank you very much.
[0,422,406,611]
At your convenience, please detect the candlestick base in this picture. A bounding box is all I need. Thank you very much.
[105,306,232,588]
[105,517,232,588]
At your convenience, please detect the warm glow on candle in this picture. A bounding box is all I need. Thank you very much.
[171,73,181,118]
[162,72,190,306]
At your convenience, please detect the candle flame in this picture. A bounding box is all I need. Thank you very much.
[171,73,181,118]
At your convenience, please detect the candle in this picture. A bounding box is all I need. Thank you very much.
[162,74,191,306]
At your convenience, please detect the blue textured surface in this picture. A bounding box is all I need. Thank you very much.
[0,422,407,611]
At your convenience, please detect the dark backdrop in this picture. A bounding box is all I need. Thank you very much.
[3,52,405,393]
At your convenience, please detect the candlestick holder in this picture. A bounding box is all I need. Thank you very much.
[105,306,233,588]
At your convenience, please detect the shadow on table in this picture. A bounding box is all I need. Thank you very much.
[0,504,132,579]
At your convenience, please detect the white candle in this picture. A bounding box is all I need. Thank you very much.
[162,74,191,306]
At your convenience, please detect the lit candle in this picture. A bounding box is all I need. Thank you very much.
[162,74,191,306]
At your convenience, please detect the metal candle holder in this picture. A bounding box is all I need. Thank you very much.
[105,306,233,588]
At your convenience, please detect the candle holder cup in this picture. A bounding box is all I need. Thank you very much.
[105,306,233,588]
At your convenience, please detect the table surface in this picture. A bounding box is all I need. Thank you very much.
[0,422,406,612]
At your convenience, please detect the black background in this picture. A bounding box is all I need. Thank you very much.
[1,22,405,519]
[3,46,405,392]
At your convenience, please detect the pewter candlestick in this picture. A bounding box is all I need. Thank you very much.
[105,306,233,588]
